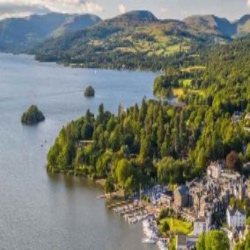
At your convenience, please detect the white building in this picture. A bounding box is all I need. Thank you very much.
[207,162,222,179]
[193,217,210,236]
[226,208,246,228]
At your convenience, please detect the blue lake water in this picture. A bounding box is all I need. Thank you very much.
[0,53,159,250]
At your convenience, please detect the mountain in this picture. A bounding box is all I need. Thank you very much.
[183,15,237,37]
[2,10,250,70]
[33,10,227,69]
[0,13,101,52]
[236,15,250,36]
[112,10,158,22]
[184,14,250,38]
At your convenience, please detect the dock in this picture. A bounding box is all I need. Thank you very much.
[106,200,133,209]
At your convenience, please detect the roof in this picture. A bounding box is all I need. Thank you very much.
[177,185,189,196]
[227,208,246,217]
[176,234,186,247]
[195,217,206,223]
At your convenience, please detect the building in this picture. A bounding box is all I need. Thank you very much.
[247,179,250,199]
[207,162,222,179]
[193,217,210,236]
[174,185,189,208]
[226,208,246,228]
[245,113,250,120]
[176,235,198,250]
[176,235,187,250]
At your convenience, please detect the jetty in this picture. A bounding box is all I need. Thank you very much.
[106,200,133,209]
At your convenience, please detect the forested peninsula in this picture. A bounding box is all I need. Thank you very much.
[47,37,250,195]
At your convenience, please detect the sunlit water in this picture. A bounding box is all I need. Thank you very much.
[0,53,159,250]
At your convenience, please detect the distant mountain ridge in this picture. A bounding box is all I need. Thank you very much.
[183,15,237,37]
[27,10,250,71]
[0,12,101,51]
[1,10,250,67]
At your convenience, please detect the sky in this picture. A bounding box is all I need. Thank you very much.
[0,0,249,21]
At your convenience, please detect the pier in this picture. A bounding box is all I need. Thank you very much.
[106,200,133,209]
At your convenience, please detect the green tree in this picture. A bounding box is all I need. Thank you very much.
[115,159,133,187]
[245,232,250,250]
[205,230,230,250]
[84,85,95,97]
[104,177,115,197]
[160,220,170,234]
[196,232,206,250]
[226,151,242,173]
[246,217,250,226]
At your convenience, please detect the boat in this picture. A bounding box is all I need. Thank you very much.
[157,240,168,250]
[128,217,137,224]
[142,237,156,244]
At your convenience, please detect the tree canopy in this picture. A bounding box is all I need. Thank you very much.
[84,86,95,97]
[21,105,45,125]
[47,36,250,194]
[196,230,230,250]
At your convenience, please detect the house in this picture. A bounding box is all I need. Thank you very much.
[193,217,210,236]
[245,113,250,120]
[176,235,187,250]
[247,179,250,199]
[207,162,222,179]
[176,235,198,250]
[174,185,189,208]
[226,208,246,228]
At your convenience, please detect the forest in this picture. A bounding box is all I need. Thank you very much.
[47,36,250,195]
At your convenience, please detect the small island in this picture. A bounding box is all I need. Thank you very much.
[21,105,45,125]
[84,85,95,97]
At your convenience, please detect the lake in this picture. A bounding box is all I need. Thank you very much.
[0,53,159,250]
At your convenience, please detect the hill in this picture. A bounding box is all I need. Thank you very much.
[0,13,101,52]
[32,11,250,71]
[183,15,237,37]
[2,10,250,70]
[33,11,214,70]
[236,15,250,36]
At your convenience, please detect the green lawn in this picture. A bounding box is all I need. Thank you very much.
[161,217,193,235]
[182,79,192,87]
[181,66,206,73]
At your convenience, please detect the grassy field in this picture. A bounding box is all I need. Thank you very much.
[161,218,193,235]
[173,88,184,97]
[181,66,206,73]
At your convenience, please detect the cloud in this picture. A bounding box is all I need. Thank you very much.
[118,4,126,14]
[0,0,104,19]
[160,8,168,14]
[0,3,50,19]
[248,0,250,7]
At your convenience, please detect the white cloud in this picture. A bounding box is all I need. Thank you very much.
[160,8,168,14]
[0,0,104,19]
[118,4,126,14]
